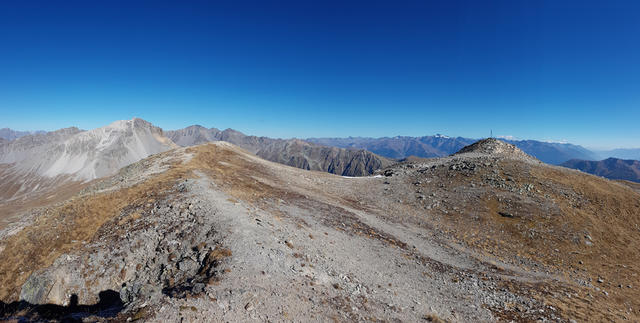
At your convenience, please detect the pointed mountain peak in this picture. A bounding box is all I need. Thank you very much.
[106,117,155,130]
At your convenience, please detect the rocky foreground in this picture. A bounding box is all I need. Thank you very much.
[1,139,639,322]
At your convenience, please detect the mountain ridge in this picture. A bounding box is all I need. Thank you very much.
[595,148,640,161]
[166,126,393,177]
[0,118,177,213]
[561,157,640,183]
[0,128,46,141]
[307,135,599,164]
[0,118,175,182]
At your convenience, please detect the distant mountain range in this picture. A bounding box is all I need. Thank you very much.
[0,128,46,141]
[0,119,176,202]
[3,122,638,183]
[166,125,392,177]
[0,120,392,204]
[561,158,640,183]
[594,148,640,161]
[0,119,175,181]
[307,135,474,160]
[306,136,599,165]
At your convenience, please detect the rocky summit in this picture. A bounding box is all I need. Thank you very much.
[454,138,538,162]
[1,136,639,322]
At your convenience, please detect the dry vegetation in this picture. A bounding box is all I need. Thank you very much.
[617,179,640,193]
[390,158,640,321]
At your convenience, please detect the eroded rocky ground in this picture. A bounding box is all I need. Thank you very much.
[1,140,639,322]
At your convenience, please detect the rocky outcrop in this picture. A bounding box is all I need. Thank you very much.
[5,149,229,308]
[19,184,225,306]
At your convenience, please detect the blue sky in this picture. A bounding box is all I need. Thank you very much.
[0,1,639,149]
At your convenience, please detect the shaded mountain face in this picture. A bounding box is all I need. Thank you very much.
[1,139,639,322]
[0,128,46,141]
[307,136,598,165]
[166,126,393,177]
[561,157,640,182]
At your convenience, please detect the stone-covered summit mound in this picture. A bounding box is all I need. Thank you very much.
[454,138,538,162]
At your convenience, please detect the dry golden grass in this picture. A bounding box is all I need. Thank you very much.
[187,144,290,204]
[616,179,640,193]
[417,160,640,321]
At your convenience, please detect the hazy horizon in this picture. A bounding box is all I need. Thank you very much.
[2,116,638,151]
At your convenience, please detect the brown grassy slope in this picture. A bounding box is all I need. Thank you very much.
[394,158,640,321]
[617,179,640,193]
[528,165,640,321]
[0,166,91,230]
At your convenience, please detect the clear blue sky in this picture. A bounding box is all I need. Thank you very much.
[1,1,639,149]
